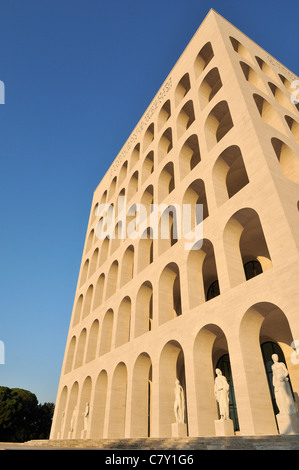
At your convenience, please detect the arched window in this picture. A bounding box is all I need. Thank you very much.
[244,259,263,280]
[206,279,220,301]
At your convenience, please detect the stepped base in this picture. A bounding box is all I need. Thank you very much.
[21,434,299,450]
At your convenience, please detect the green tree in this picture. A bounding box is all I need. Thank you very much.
[0,386,54,442]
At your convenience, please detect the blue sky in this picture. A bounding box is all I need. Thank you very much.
[0,0,298,405]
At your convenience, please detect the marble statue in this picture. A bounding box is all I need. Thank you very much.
[174,379,185,424]
[214,368,230,420]
[83,402,90,431]
[271,354,297,415]
[70,406,77,433]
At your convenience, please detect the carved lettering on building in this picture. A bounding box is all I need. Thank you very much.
[109,76,172,176]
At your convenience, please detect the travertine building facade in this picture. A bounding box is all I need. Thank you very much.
[50,10,299,439]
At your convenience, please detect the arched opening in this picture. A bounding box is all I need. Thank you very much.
[76,376,92,438]
[198,67,222,109]
[99,309,114,356]
[194,42,214,78]
[130,143,140,170]
[187,239,220,309]
[137,228,153,272]
[271,137,299,184]
[177,100,195,139]
[118,160,128,186]
[223,208,272,288]
[141,151,154,185]
[205,101,234,150]
[158,205,180,255]
[108,363,127,438]
[158,162,175,202]
[175,73,191,106]
[93,274,105,310]
[268,82,295,112]
[105,261,118,299]
[99,237,109,265]
[253,93,287,134]
[52,386,68,439]
[143,124,154,152]
[72,294,83,326]
[193,324,229,436]
[108,176,117,200]
[79,260,89,287]
[158,128,173,164]
[82,285,93,319]
[212,145,249,206]
[230,37,253,63]
[74,328,87,369]
[90,370,108,439]
[89,248,99,277]
[239,61,267,93]
[85,229,94,253]
[64,336,76,374]
[179,134,201,180]
[134,281,153,337]
[158,100,171,131]
[115,296,131,347]
[120,245,134,287]
[238,302,298,435]
[128,171,138,201]
[158,263,182,325]
[64,382,78,438]
[182,179,208,232]
[85,320,99,363]
[131,353,152,437]
[159,341,187,436]
[285,115,299,144]
[255,56,278,82]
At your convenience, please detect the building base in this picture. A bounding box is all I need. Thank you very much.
[171,422,187,437]
[214,419,235,436]
[277,413,299,435]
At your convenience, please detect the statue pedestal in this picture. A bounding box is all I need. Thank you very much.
[214,419,234,436]
[277,413,299,435]
[172,422,187,437]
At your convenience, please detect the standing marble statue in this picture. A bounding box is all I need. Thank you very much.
[83,402,90,431]
[174,379,185,424]
[214,368,230,420]
[70,406,77,433]
[271,354,297,415]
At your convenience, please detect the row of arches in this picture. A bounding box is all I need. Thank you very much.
[91,41,216,208]
[72,208,272,348]
[92,33,298,226]
[86,141,253,262]
[53,301,299,439]
[231,37,299,146]
[230,35,297,100]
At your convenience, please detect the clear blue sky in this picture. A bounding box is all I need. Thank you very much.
[0,0,298,405]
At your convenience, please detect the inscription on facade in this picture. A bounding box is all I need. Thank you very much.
[267,54,298,82]
[109,76,172,177]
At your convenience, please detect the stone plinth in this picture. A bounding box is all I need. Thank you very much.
[214,419,234,436]
[172,422,187,437]
[277,414,299,435]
